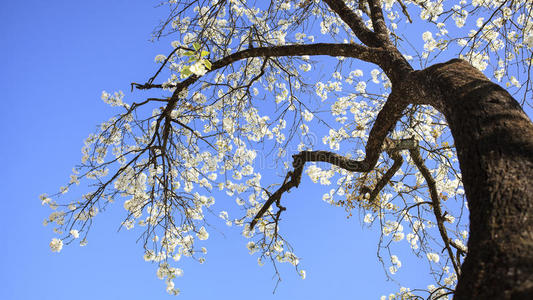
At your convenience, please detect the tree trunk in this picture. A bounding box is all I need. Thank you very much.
[414,59,533,299]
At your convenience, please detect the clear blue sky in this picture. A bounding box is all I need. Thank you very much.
[0,1,490,299]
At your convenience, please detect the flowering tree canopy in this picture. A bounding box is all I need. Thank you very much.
[43,0,533,299]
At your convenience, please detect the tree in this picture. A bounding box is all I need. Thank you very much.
[42,0,533,298]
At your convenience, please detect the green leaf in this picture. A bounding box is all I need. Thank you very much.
[202,59,212,70]
[193,42,201,51]
[181,66,192,77]
[183,51,195,56]
[200,50,209,57]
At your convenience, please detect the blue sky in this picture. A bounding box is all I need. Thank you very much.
[3,1,522,299]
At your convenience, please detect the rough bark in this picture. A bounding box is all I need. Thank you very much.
[413,59,533,299]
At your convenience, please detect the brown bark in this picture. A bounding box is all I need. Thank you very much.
[413,59,533,299]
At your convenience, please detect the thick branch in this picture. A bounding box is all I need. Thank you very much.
[367,0,390,43]
[211,43,380,70]
[323,0,383,47]
[250,139,415,229]
[136,43,382,92]
[363,92,410,165]
[323,0,412,84]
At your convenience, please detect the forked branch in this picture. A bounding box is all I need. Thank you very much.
[364,149,404,203]
[323,0,383,47]
[250,138,417,229]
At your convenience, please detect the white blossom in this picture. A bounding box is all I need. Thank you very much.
[49,238,63,253]
[426,252,440,263]
[69,229,79,239]
[197,226,209,240]
[154,54,166,63]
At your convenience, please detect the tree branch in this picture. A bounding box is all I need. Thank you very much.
[367,0,390,42]
[365,149,404,203]
[409,147,461,276]
[250,139,416,229]
[135,43,383,93]
[323,0,383,47]
[397,0,413,23]
[210,43,380,71]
